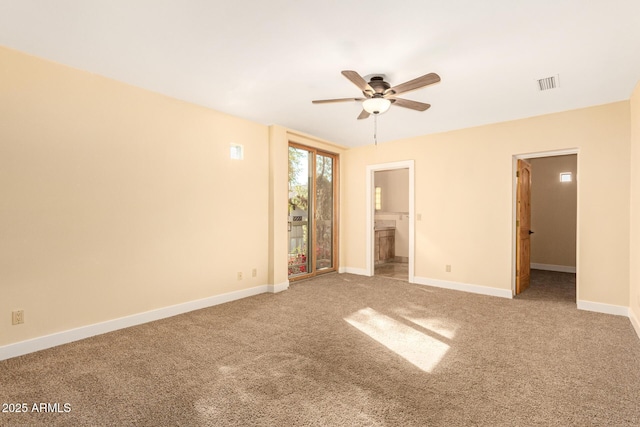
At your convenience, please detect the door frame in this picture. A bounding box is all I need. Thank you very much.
[511,149,579,297]
[288,142,339,281]
[366,160,415,282]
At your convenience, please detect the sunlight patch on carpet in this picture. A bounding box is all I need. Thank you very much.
[344,307,449,372]
[401,316,457,340]
[393,307,458,340]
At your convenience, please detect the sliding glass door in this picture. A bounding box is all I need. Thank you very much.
[315,153,334,271]
[288,146,312,276]
[288,144,338,279]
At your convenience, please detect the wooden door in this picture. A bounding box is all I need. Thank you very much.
[516,159,532,295]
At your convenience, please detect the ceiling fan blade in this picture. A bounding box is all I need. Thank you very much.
[387,73,440,96]
[342,70,374,94]
[312,97,366,104]
[390,98,431,111]
[357,109,370,120]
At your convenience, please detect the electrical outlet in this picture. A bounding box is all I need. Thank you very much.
[237,272,243,280]
[252,268,257,277]
[417,213,422,221]
[446,265,452,273]
[12,310,24,325]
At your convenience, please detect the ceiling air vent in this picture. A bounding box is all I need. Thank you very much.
[537,75,559,91]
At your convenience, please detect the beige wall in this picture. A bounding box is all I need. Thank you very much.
[268,125,289,287]
[375,169,409,213]
[0,46,347,350]
[0,46,275,346]
[630,81,640,327]
[529,155,577,268]
[342,102,630,306]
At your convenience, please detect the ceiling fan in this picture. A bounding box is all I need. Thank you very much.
[312,70,441,119]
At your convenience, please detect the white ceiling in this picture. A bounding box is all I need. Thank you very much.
[2,0,640,147]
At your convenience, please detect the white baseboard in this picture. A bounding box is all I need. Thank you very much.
[268,281,289,293]
[531,263,576,273]
[577,300,629,317]
[629,308,640,340]
[413,276,513,299]
[0,284,273,361]
[339,267,369,276]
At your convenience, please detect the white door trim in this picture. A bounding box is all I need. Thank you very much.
[366,160,415,283]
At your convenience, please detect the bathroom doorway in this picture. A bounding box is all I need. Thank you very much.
[373,169,410,280]
[366,160,415,282]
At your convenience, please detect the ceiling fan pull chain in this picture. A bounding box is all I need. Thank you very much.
[374,114,378,146]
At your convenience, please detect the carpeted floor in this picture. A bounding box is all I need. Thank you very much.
[1,270,639,426]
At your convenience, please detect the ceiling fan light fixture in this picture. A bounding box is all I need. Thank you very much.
[312,70,439,119]
[362,97,391,115]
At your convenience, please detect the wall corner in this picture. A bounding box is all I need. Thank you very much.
[268,125,289,287]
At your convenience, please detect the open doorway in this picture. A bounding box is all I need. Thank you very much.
[366,161,415,282]
[373,169,410,280]
[513,151,578,302]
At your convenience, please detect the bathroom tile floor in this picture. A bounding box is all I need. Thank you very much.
[374,262,408,281]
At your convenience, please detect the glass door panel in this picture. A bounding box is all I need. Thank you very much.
[288,144,338,280]
[288,147,312,277]
[315,154,333,271]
